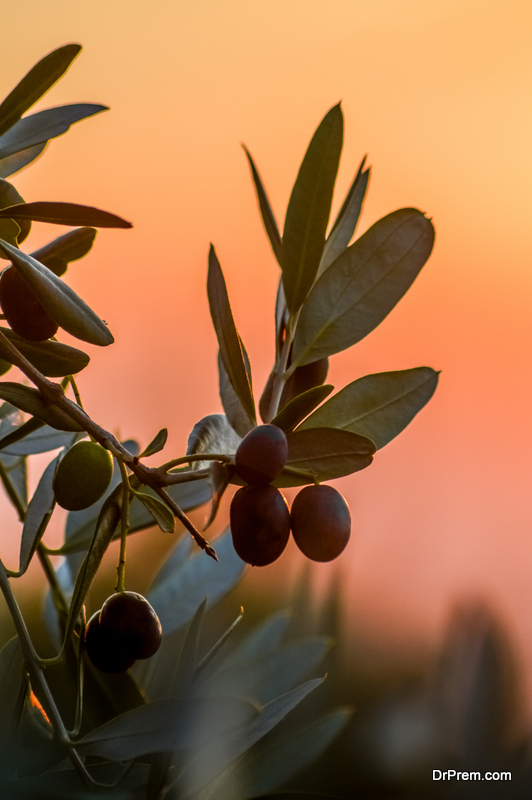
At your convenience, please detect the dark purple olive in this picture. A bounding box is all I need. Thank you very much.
[100,592,162,659]
[230,484,290,566]
[290,484,351,562]
[234,424,288,485]
[84,611,136,674]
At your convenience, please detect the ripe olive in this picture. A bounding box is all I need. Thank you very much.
[100,592,162,660]
[0,267,58,342]
[53,441,113,511]
[290,484,351,562]
[234,424,288,485]
[84,611,136,674]
[230,484,290,566]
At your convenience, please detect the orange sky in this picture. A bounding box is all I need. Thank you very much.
[2,0,532,701]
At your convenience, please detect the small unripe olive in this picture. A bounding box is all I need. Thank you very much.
[290,485,351,562]
[0,267,58,342]
[230,484,290,566]
[234,424,288,485]
[53,441,113,511]
[84,611,136,674]
[100,592,162,659]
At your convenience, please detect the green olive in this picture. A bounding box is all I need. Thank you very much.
[53,441,113,511]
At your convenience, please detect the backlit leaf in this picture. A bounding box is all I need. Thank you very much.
[298,367,439,449]
[218,350,255,438]
[19,456,58,574]
[0,383,83,432]
[207,246,255,424]
[0,201,131,228]
[0,327,90,377]
[29,227,97,277]
[187,414,242,470]
[282,104,343,313]
[0,104,108,161]
[0,422,78,456]
[270,384,334,433]
[292,209,435,366]
[139,428,168,458]
[0,44,82,138]
[135,491,175,534]
[243,146,282,266]
[0,142,47,179]
[0,239,114,346]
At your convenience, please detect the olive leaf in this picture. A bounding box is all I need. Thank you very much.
[0,417,45,453]
[134,491,175,534]
[0,218,20,252]
[0,104,108,161]
[0,44,82,138]
[207,246,256,425]
[19,456,58,574]
[273,427,375,486]
[0,142,47,179]
[291,208,435,366]
[218,351,255,438]
[281,104,343,314]
[187,414,242,470]
[0,239,114,346]
[318,155,370,277]
[0,179,30,243]
[139,428,168,458]
[0,201,131,229]
[0,383,82,432]
[298,367,439,449]
[0,327,90,377]
[242,145,282,266]
[270,384,334,433]
[30,227,97,277]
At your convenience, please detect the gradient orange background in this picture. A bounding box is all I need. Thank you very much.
[2,0,532,702]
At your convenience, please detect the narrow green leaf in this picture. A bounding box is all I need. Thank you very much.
[0,142,47,179]
[0,104,108,161]
[0,201,131,229]
[292,209,435,366]
[242,146,282,265]
[148,529,245,635]
[299,367,439,449]
[0,383,82,431]
[218,350,255,438]
[30,227,97,277]
[282,104,343,313]
[0,239,114,346]
[19,456,58,573]
[0,327,90,377]
[135,491,175,534]
[270,384,334,433]
[0,44,82,138]
[207,246,256,424]
[274,427,375,486]
[318,157,369,277]
[186,413,242,470]
[139,428,168,458]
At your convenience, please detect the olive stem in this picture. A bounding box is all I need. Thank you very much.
[66,373,84,410]
[158,453,233,472]
[116,459,131,593]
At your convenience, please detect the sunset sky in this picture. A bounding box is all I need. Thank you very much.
[2,0,532,703]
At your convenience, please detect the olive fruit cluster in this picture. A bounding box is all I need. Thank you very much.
[230,425,351,566]
[53,441,113,511]
[0,266,58,342]
[85,592,162,674]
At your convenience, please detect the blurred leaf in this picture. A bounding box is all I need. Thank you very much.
[139,428,167,458]
[0,422,78,456]
[243,146,282,266]
[273,427,375,486]
[216,709,352,800]
[292,209,435,366]
[318,156,369,276]
[0,383,83,431]
[204,459,233,530]
[0,104,108,161]
[282,104,343,314]
[0,201,132,229]
[172,599,207,696]
[208,246,256,425]
[63,487,122,646]
[223,612,291,670]
[298,368,439,449]
[0,44,82,138]
[148,529,245,635]
[19,455,58,573]
[200,637,331,706]
[194,608,244,679]
[77,695,258,761]
[0,327,90,376]
[0,239,114,346]
[0,142,47,179]
[135,491,175,534]
[174,678,325,799]
[270,384,334,433]
[187,413,241,470]
[245,793,345,799]
[42,559,73,651]
[219,350,255,438]
[29,227,97,277]
[0,637,24,738]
